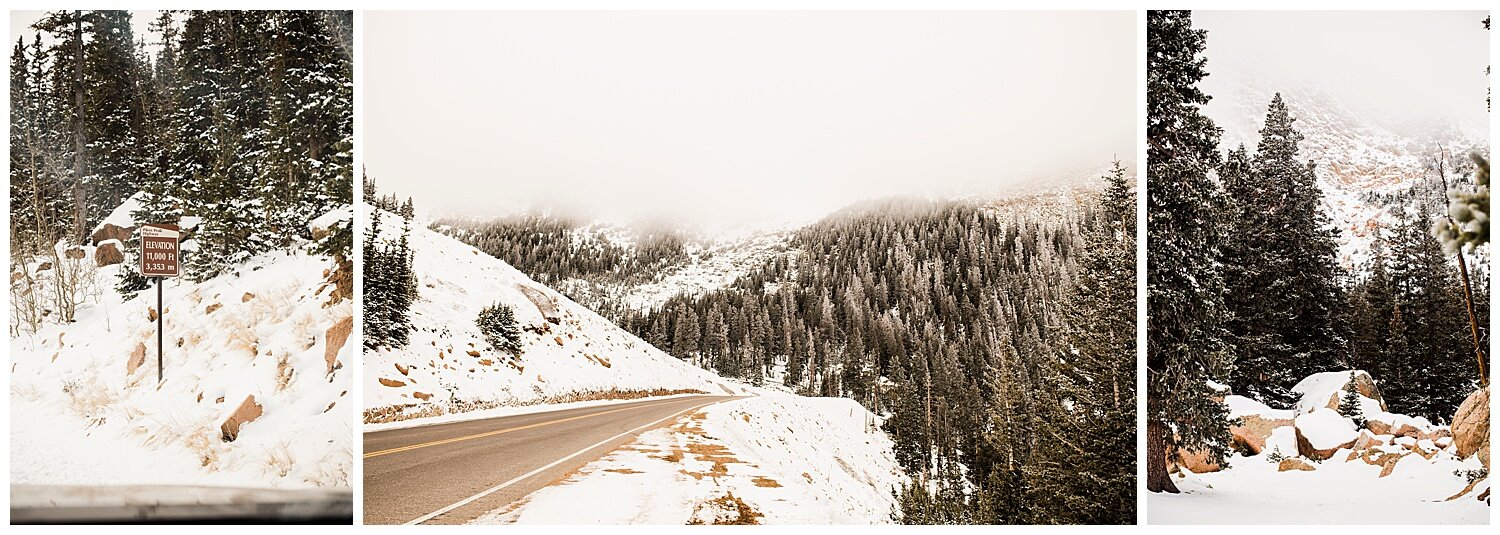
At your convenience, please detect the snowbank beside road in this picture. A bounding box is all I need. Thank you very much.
[477,391,905,524]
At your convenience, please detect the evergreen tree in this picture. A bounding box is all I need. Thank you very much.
[1146,10,1234,494]
[1339,372,1366,429]
[477,302,523,355]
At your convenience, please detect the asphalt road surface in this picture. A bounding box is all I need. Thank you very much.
[363,394,741,525]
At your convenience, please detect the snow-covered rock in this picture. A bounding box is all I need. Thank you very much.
[1291,370,1386,415]
[1294,408,1359,460]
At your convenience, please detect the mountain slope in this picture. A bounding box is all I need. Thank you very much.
[10,213,354,488]
[1211,78,1487,268]
[362,204,746,424]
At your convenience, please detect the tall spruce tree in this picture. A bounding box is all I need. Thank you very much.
[1146,10,1234,494]
[1223,94,1345,404]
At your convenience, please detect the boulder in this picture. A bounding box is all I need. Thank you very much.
[1231,414,1293,455]
[91,222,134,244]
[126,342,147,376]
[1451,386,1490,469]
[1350,430,1381,451]
[147,307,158,322]
[63,246,86,260]
[1176,448,1222,474]
[1295,408,1359,460]
[205,303,223,315]
[94,241,124,266]
[1293,370,1387,414]
[379,378,406,388]
[36,261,52,272]
[1378,454,1405,478]
[412,391,432,401]
[242,292,256,303]
[324,316,353,375]
[1278,458,1316,472]
[219,395,263,442]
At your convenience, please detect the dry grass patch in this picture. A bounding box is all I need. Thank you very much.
[687,492,762,525]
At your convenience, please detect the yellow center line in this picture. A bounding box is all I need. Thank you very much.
[363,398,699,459]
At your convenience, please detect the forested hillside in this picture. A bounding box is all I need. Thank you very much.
[444,165,1137,524]
[10,10,353,287]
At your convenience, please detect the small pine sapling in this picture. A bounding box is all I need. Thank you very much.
[477,302,524,355]
[1339,372,1367,429]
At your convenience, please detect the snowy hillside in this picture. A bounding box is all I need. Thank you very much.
[1211,77,1488,268]
[362,204,746,423]
[474,391,904,524]
[1152,371,1489,524]
[10,217,354,488]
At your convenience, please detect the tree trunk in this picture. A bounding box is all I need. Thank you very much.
[1147,418,1179,493]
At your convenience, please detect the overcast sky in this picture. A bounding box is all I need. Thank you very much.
[1194,11,1489,144]
[366,11,1135,230]
[11,11,164,54]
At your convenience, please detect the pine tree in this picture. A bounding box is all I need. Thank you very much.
[1146,10,1234,494]
[1339,372,1366,429]
[477,303,523,355]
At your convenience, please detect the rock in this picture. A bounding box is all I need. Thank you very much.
[1278,458,1316,472]
[147,307,158,322]
[467,350,481,357]
[94,241,123,266]
[1367,419,1391,436]
[1391,423,1423,439]
[127,342,147,376]
[1351,430,1381,451]
[10,271,23,283]
[1294,370,1388,414]
[1177,448,1221,474]
[1294,409,1359,460]
[379,378,406,388]
[395,363,410,376]
[324,316,353,375]
[1231,415,1292,455]
[205,303,223,314]
[219,395,263,442]
[1378,455,1404,478]
[1451,386,1489,469]
[64,246,86,260]
[413,392,432,401]
[91,222,134,244]
[36,261,52,272]
[242,292,256,303]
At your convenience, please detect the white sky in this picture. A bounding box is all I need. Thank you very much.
[365,11,1136,230]
[1195,11,1490,143]
[11,11,165,55]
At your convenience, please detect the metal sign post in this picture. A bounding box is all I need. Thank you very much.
[140,224,180,383]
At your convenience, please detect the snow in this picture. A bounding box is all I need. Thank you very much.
[1291,370,1371,415]
[309,206,352,234]
[1294,408,1358,450]
[474,391,905,524]
[1153,369,1487,524]
[1225,394,1293,419]
[1151,450,1489,524]
[96,192,144,231]
[362,203,746,424]
[11,226,353,489]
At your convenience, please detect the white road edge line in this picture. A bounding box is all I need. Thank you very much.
[404,397,734,525]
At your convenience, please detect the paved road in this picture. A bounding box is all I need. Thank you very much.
[363,395,741,525]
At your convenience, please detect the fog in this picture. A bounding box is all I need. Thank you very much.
[365,11,1135,231]
[1194,11,1489,143]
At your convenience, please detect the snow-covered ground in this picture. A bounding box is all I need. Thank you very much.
[362,204,746,424]
[473,391,905,524]
[1150,452,1488,524]
[10,217,354,488]
[1151,371,1489,525]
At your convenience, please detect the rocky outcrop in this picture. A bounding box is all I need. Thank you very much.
[1231,414,1293,455]
[94,241,124,266]
[1278,458,1316,472]
[91,223,134,244]
[325,316,353,375]
[1177,448,1222,474]
[1451,386,1490,469]
[126,342,147,377]
[219,395,263,442]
